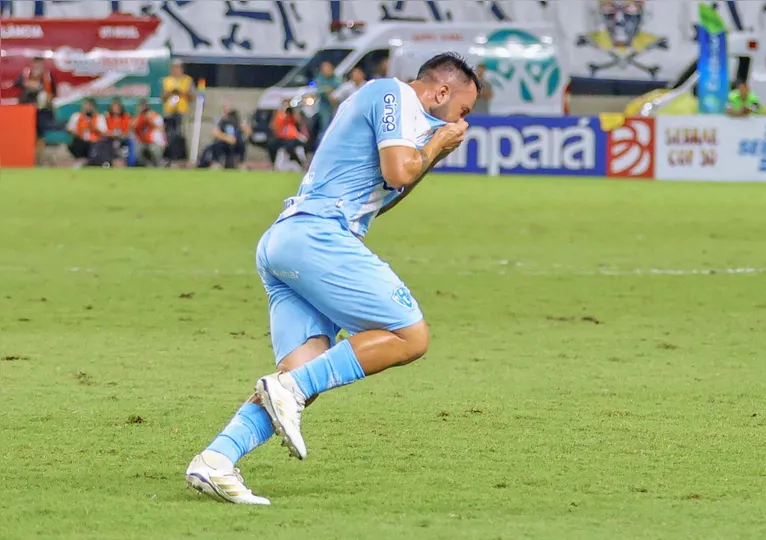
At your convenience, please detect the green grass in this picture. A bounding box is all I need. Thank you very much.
[1,169,765,540]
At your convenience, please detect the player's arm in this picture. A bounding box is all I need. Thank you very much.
[378,124,466,189]
[379,136,445,189]
[370,81,466,189]
[376,148,452,217]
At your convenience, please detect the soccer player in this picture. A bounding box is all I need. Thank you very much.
[186,53,479,505]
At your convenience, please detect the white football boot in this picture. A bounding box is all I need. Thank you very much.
[255,372,307,460]
[185,453,271,505]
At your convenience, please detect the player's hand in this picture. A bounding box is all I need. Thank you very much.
[433,119,469,153]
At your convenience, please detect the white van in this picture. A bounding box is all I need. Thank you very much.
[251,21,570,149]
[626,31,766,116]
[388,24,569,116]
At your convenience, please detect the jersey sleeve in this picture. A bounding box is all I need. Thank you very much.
[366,79,420,150]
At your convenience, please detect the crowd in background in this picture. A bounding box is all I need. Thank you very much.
[265,62,371,172]
[15,57,196,168]
[15,55,295,171]
[13,52,761,172]
[11,52,516,172]
[65,97,172,168]
[260,60,373,172]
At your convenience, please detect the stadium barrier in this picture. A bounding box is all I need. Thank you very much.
[0,104,36,167]
[434,114,766,182]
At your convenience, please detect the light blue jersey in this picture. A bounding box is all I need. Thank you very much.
[257,78,444,364]
[277,78,446,237]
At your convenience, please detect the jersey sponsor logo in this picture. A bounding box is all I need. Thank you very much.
[606,117,655,178]
[382,93,397,133]
[392,285,414,310]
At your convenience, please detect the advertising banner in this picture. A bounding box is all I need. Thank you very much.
[655,116,766,182]
[2,0,764,84]
[436,114,766,182]
[434,115,606,177]
[696,4,728,114]
[603,115,656,179]
[735,122,766,179]
[0,17,169,113]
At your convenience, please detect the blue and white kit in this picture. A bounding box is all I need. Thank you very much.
[256,78,446,362]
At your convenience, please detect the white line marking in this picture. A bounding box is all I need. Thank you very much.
[1,264,764,278]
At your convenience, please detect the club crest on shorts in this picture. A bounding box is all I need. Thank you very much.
[392,285,414,310]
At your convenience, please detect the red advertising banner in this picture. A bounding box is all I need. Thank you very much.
[0,16,165,105]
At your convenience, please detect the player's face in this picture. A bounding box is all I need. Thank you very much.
[429,82,478,123]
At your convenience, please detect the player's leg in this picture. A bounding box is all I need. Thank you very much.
[254,215,430,458]
[193,331,329,465]
[186,231,335,503]
[199,232,337,463]
[186,335,330,504]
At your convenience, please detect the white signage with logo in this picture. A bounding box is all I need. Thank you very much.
[655,116,766,182]
[3,0,765,82]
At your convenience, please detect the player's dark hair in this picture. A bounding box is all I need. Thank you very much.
[416,52,481,92]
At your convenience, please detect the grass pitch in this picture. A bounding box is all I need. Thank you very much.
[1,169,765,540]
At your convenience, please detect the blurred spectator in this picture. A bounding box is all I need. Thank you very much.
[473,63,493,114]
[198,104,250,169]
[268,99,308,171]
[162,60,195,137]
[372,56,389,79]
[104,98,132,166]
[314,61,340,139]
[66,98,107,167]
[727,80,760,117]
[332,67,367,105]
[14,56,57,164]
[133,99,166,167]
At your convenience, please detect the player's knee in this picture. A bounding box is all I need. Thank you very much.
[395,319,429,365]
[410,322,430,360]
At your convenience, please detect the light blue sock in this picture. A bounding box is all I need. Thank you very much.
[206,402,274,465]
[290,339,365,400]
